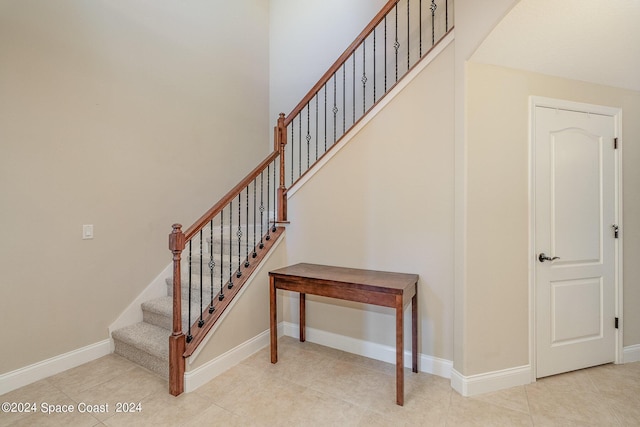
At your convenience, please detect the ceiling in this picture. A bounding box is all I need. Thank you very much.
[471,0,640,92]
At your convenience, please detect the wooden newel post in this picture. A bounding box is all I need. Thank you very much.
[276,113,288,223]
[168,224,185,396]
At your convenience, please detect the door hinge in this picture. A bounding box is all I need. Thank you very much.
[612,224,619,239]
[615,317,619,329]
[614,138,618,149]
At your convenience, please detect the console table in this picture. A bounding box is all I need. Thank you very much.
[269,263,418,406]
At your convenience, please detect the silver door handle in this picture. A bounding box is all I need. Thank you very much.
[538,253,560,263]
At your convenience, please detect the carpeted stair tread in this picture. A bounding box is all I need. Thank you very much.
[142,296,209,332]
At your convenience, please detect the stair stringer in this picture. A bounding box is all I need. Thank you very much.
[183,229,287,392]
[286,30,454,200]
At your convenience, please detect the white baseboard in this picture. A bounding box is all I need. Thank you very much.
[184,324,284,393]
[450,365,532,397]
[281,321,453,379]
[0,339,111,396]
[623,344,640,363]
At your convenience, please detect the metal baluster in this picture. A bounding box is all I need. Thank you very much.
[219,207,224,301]
[333,73,337,143]
[446,0,448,32]
[187,239,192,343]
[237,193,242,278]
[290,121,294,186]
[298,114,302,179]
[198,230,204,327]
[343,63,346,135]
[245,184,250,267]
[228,201,233,289]
[306,102,310,169]
[315,93,319,161]
[407,0,411,70]
[362,39,367,115]
[272,160,277,233]
[373,27,377,103]
[259,172,264,248]
[209,219,214,313]
[419,0,423,57]
[324,85,327,151]
[384,16,388,93]
[395,3,399,82]
[266,164,271,241]
[252,178,257,258]
[431,0,436,46]
[352,52,356,125]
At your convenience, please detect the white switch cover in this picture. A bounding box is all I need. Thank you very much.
[83,224,94,240]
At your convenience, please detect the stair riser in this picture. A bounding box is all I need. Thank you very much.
[113,339,168,378]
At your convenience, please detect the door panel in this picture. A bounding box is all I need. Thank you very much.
[535,105,616,378]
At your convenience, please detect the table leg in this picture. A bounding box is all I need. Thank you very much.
[270,276,278,364]
[396,294,404,406]
[412,286,418,373]
[299,293,306,342]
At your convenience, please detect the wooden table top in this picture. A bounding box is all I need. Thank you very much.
[269,263,418,295]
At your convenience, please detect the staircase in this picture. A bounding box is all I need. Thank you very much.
[111,224,266,378]
[110,0,452,395]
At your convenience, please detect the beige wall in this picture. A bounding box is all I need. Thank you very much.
[453,0,521,374]
[0,0,270,374]
[269,0,387,128]
[283,44,455,360]
[466,61,640,375]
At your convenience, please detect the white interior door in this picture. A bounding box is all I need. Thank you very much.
[534,104,617,378]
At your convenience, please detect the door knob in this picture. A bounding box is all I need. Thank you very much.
[538,253,560,263]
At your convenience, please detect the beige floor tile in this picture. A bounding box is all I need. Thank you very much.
[448,392,533,426]
[472,385,530,415]
[47,355,138,397]
[525,384,619,426]
[4,343,639,427]
[304,359,395,408]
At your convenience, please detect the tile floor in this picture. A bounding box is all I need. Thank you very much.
[1,336,639,426]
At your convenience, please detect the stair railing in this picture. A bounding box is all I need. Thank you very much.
[168,133,286,395]
[168,0,452,396]
[279,0,452,199]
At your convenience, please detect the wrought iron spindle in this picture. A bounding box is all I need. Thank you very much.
[290,122,294,186]
[209,219,214,313]
[343,63,346,135]
[298,114,302,179]
[446,0,448,31]
[236,193,242,278]
[323,86,327,151]
[315,93,319,161]
[228,200,233,289]
[333,73,337,143]
[407,0,411,70]
[252,178,257,258]
[352,52,356,125]
[272,160,277,233]
[219,207,224,301]
[373,27,377,103]
[362,39,367,115]
[245,184,250,267]
[187,239,192,343]
[198,230,204,327]
[395,3,399,82]
[266,164,271,241]
[306,102,310,169]
[419,0,423,57]
[431,0,436,45]
[259,171,264,248]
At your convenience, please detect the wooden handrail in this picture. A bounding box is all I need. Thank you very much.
[284,0,400,127]
[184,150,279,241]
